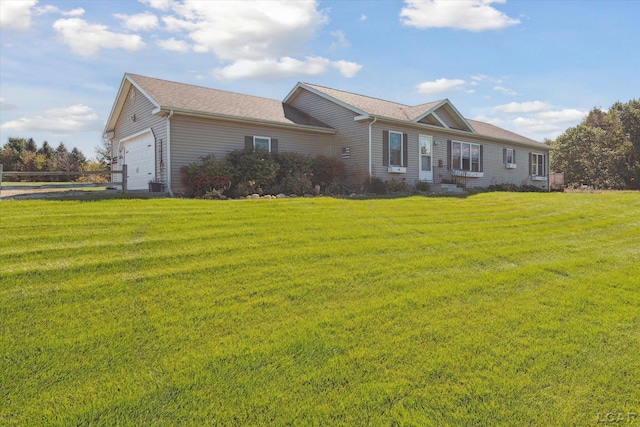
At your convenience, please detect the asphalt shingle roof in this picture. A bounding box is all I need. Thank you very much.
[126,74,546,147]
[127,74,332,129]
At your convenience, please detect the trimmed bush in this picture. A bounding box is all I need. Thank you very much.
[180,154,232,197]
[363,177,386,194]
[271,152,314,195]
[313,156,347,191]
[226,148,279,197]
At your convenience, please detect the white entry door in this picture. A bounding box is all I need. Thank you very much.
[419,135,433,182]
[121,131,155,190]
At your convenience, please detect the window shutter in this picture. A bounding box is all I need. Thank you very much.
[271,138,278,154]
[513,150,516,164]
[529,152,532,175]
[544,154,547,176]
[447,140,452,170]
[480,145,484,172]
[403,133,408,167]
[245,136,253,150]
[503,148,507,164]
[383,130,389,166]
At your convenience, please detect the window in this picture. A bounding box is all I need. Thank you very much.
[504,148,516,168]
[505,148,514,164]
[451,141,482,173]
[531,152,546,177]
[382,130,407,172]
[245,135,278,153]
[254,136,271,152]
[389,131,403,167]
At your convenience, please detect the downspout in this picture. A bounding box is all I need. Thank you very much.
[368,116,377,179]
[166,110,174,197]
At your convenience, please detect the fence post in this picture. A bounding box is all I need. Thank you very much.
[0,164,3,197]
[121,164,127,194]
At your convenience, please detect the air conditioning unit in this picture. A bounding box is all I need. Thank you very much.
[388,166,406,173]
[506,163,517,169]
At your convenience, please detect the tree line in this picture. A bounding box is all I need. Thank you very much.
[0,137,107,181]
[551,99,639,189]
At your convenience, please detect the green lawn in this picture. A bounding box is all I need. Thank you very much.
[1,193,639,426]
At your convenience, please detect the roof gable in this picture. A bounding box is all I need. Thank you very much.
[286,83,474,133]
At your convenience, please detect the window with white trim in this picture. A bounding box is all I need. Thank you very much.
[531,152,546,176]
[389,131,403,167]
[505,148,514,164]
[452,141,481,172]
[254,136,271,152]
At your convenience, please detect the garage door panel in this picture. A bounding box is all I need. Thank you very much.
[122,132,155,190]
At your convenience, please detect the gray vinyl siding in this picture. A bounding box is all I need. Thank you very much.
[288,90,370,185]
[169,114,332,194]
[112,86,167,184]
[435,108,458,130]
[370,124,549,189]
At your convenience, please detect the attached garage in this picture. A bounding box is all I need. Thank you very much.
[120,129,155,190]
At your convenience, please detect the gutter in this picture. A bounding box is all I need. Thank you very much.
[152,107,335,135]
[166,109,174,197]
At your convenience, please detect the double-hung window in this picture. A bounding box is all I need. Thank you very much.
[530,152,546,178]
[254,136,271,152]
[389,131,403,167]
[451,141,482,175]
[245,135,278,153]
[504,148,516,168]
[383,130,407,173]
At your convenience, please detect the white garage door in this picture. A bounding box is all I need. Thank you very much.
[122,131,155,190]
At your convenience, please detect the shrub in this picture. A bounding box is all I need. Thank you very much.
[414,181,430,193]
[271,151,314,195]
[385,178,410,194]
[313,156,347,190]
[363,177,386,194]
[226,148,279,197]
[181,154,232,197]
[486,183,546,193]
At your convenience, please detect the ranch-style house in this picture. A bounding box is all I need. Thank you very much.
[103,73,551,194]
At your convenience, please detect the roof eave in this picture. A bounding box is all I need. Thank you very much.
[154,107,336,134]
[372,115,549,149]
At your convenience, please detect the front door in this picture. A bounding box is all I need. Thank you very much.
[419,134,433,182]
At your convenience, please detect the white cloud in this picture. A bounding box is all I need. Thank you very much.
[0,97,18,111]
[0,0,37,31]
[329,30,350,51]
[140,0,174,11]
[493,85,518,96]
[473,114,505,127]
[511,117,559,134]
[34,5,84,17]
[400,0,520,31]
[213,56,361,80]
[114,12,159,31]
[537,109,585,123]
[63,7,85,17]
[358,14,367,22]
[170,1,328,61]
[161,15,197,32]
[0,104,100,134]
[150,1,359,80]
[494,101,550,114]
[157,37,190,52]
[53,18,146,57]
[332,60,362,78]
[416,78,466,95]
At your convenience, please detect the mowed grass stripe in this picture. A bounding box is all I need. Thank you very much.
[1,193,639,426]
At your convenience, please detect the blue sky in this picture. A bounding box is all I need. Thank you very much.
[1,0,638,158]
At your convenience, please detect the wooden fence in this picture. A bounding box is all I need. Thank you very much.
[0,164,127,197]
